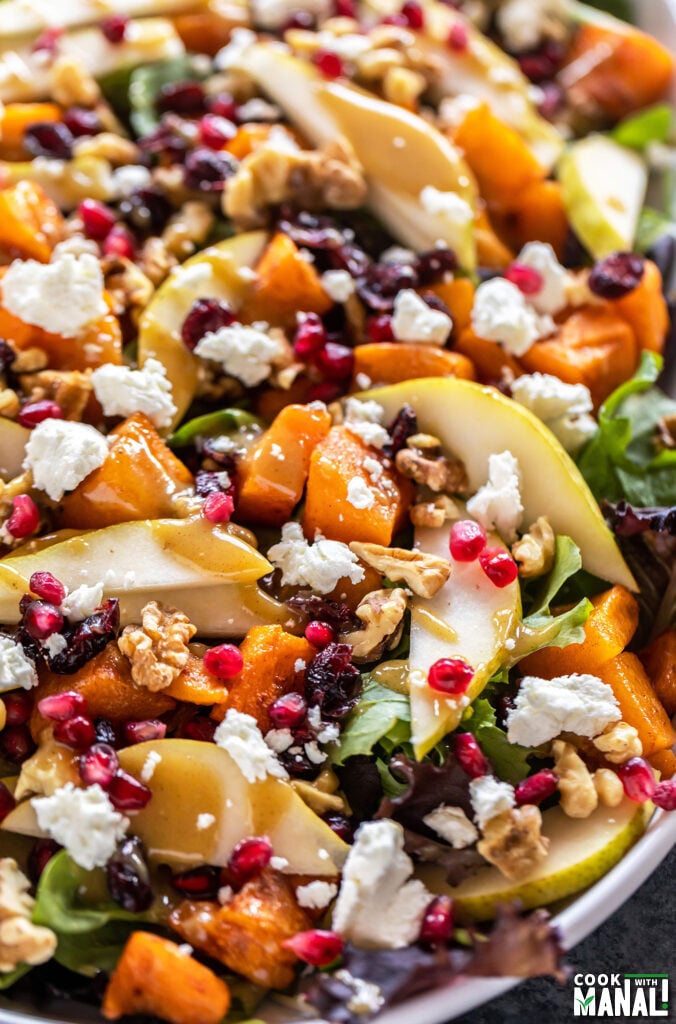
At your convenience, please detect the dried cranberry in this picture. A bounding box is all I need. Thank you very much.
[383,404,417,457]
[181,297,235,350]
[447,22,468,51]
[124,720,167,745]
[6,495,40,538]
[24,122,74,160]
[23,601,64,640]
[79,743,119,788]
[284,929,344,966]
[333,0,356,15]
[428,658,474,695]
[286,594,361,633]
[209,93,238,121]
[454,732,490,778]
[588,252,645,299]
[323,811,354,841]
[416,247,457,284]
[157,81,206,117]
[107,836,154,912]
[517,41,564,82]
[204,644,243,679]
[293,313,327,358]
[617,757,657,802]
[48,599,120,675]
[269,692,307,729]
[30,571,66,605]
[282,9,316,29]
[119,188,172,233]
[63,107,102,138]
[184,147,237,191]
[315,342,354,380]
[3,691,32,727]
[0,781,16,822]
[1,724,35,764]
[479,548,519,588]
[305,643,362,720]
[103,226,136,260]
[172,864,222,897]
[358,261,418,311]
[450,520,487,562]
[0,339,16,374]
[419,895,454,944]
[94,717,118,746]
[277,728,323,779]
[108,770,152,811]
[195,469,234,498]
[367,314,394,343]
[307,381,343,404]
[54,715,96,750]
[514,769,558,806]
[178,715,216,742]
[312,50,345,79]
[199,113,236,149]
[538,82,564,121]
[100,14,129,43]
[27,838,60,883]
[19,399,64,428]
[138,116,189,163]
[226,836,273,888]
[38,691,87,721]
[203,492,234,523]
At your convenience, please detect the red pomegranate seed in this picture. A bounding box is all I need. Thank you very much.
[401,0,424,28]
[504,262,544,296]
[18,400,63,428]
[313,50,345,79]
[29,571,66,605]
[3,691,32,727]
[284,929,344,967]
[269,692,307,729]
[209,93,238,121]
[382,12,409,26]
[227,836,272,888]
[588,252,645,299]
[32,26,63,54]
[79,198,116,240]
[447,22,469,50]
[305,621,335,648]
[514,769,558,806]
[124,719,167,745]
[157,81,206,116]
[204,643,243,679]
[1,724,35,763]
[181,297,236,350]
[100,15,129,43]
[419,895,454,944]
[103,226,136,259]
[6,495,40,539]
[479,548,518,588]
[23,601,64,640]
[0,781,16,822]
[203,491,234,524]
[334,0,356,15]
[171,865,222,897]
[367,313,395,343]
[455,732,490,778]
[79,743,119,788]
[449,520,487,562]
[307,381,343,404]
[428,657,474,695]
[653,780,676,811]
[108,770,152,811]
[618,757,657,802]
[315,341,354,380]
[38,691,87,721]
[53,714,96,750]
[179,716,216,742]
[199,113,236,149]
[293,313,327,358]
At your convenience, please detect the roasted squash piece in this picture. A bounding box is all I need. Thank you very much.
[238,231,332,327]
[613,260,669,354]
[640,628,676,716]
[164,653,230,706]
[0,181,64,261]
[456,327,523,384]
[424,276,475,339]
[351,342,475,388]
[599,652,676,757]
[499,179,569,259]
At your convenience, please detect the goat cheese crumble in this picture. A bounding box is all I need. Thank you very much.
[195,324,280,386]
[214,709,288,783]
[506,673,621,747]
[347,476,375,510]
[517,242,567,315]
[91,358,177,430]
[296,880,338,910]
[344,398,390,450]
[32,783,129,870]
[422,805,479,849]
[24,419,109,502]
[466,450,524,542]
[510,372,598,453]
[0,253,106,337]
[497,0,570,53]
[321,269,356,303]
[268,522,365,594]
[471,278,554,356]
[391,289,453,345]
[469,776,516,829]
[60,583,104,622]
[0,635,38,692]
[251,0,330,29]
[420,186,474,228]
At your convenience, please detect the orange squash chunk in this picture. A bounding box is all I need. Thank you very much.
[613,260,669,354]
[57,413,194,529]
[424,276,475,339]
[103,932,230,1024]
[520,585,639,680]
[640,628,676,716]
[172,10,246,55]
[303,425,414,545]
[238,231,332,328]
[236,402,332,526]
[164,653,230,706]
[456,327,523,385]
[0,181,65,262]
[520,304,639,408]
[500,179,569,259]
[0,104,62,159]
[648,749,676,780]
[474,205,515,269]
[599,652,676,757]
[351,342,475,388]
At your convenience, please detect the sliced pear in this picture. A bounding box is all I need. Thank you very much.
[0,0,205,45]
[138,231,268,428]
[366,378,636,590]
[409,523,520,758]
[558,135,648,258]
[0,419,29,482]
[0,156,116,209]
[419,799,649,921]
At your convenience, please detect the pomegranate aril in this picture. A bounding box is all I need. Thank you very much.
[1,724,36,763]
[29,571,66,605]
[617,757,657,802]
[199,113,236,149]
[6,495,40,539]
[32,27,63,54]
[157,81,206,116]
[203,491,234,524]
[226,835,272,888]
[209,93,238,121]
[107,835,153,912]
[79,742,119,788]
[24,122,74,160]
[307,381,343,404]
[588,252,644,299]
[367,313,394,343]
[181,297,235,350]
[504,262,544,296]
[305,620,335,648]
[514,769,558,806]
[124,719,167,744]
[0,781,16,822]
[479,547,519,588]
[428,657,474,695]
[293,312,327,358]
[179,716,216,742]
[419,895,454,944]
[172,865,222,897]
[449,519,487,562]
[63,106,102,137]
[284,929,344,967]
[79,198,116,240]
[27,838,60,883]
[204,643,243,679]
[653,780,676,811]
[108,770,152,811]
[53,714,96,750]
[23,601,64,640]
[100,14,129,43]
[401,0,424,28]
[447,21,468,50]
[333,0,356,16]
[313,50,344,79]
[269,692,307,729]
[38,690,87,721]
[315,341,354,380]
[455,732,490,778]
[3,691,32,727]
[18,399,63,428]
[103,226,136,259]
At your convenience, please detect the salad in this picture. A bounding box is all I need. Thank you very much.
[0,0,675,1022]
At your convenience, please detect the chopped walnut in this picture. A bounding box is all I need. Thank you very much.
[162,201,214,260]
[477,805,550,881]
[118,601,196,692]
[593,768,624,807]
[406,432,442,454]
[73,132,139,167]
[655,412,676,451]
[0,471,33,521]
[410,494,461,528]
[552,739,598,818]
[395,447,468,494]
[343,587,409,662]
[349,541,451,598]
[512,516,555,578]
[101,255,155,322]
[357,47,406,79]
[224,135,367,229]
[0,388,20,419]
[0,859,57,972]
[51,55,101,108]
[19,369,92,421]
[592,721,642,764]
[383,66,427,109]
[10,347,48,374]
[139,236,178,286]
[14,737,80,800]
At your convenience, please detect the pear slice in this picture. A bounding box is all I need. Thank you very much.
[558,135,647,258]
[366,378,636,590]
[419,799,649,921]
[0,419,29,482]
[0,0,205,45]
[138,231,268,428]
[409,524,520,758]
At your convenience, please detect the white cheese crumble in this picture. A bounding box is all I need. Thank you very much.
[321,269,356,304]
[333,971,384,1016]
[140,750,162,783]
[112,164,153,199]
[23,420,109,502]
[196,813,216,831]
[343,398,390,450]
[469,776,516,830]
[0,253,106,337]
[496,0,570,53]
[422,805,479,849]
[420,185,474,229]
[0,635,38,692]
[296,880,338,910]
[363,456,384,483]
[214,709,288,783]
[195,324,281,387]
[218,885,234,904]
[332,820,432,949]
[346,476,375,510]
[90,357,177,430]
[381,245,417,265]
[32,783,129,870]
[510,372,597,454]
[264,727,294,753]
[471,278,554,357]
[269,856,289,871]
[506,673,621,747]
[391,289,452,346]
[517,242,567,316]
[268,522,365,595]
[294,658,306,672]
[236,98,281,122]
[466,450,524,542]
[215,27,257,69]
[251,0,330,30]
[42,633,67,658]
[438,93,482,130]
[60,583,104,622]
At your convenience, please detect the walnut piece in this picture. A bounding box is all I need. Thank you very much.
[395,447,468,494]
[10,347,48,373]
[477,805,550,881]
[0,859,56,972]
[101,255,155,322]
[51,55,101,107]
[592,721,643,764]
[139,236,178,286]
[512,516,556,578]
[383,66,426,109]
[552,739,598,818]
[162,201,214,259]
[0,388,20,419]
[118,601,196,692]
[343,587,409,662]
[349,541,451,598]
[19,369,92,422]
[593,768,624,807]
[73,132,139,166]
[410,494,460,528]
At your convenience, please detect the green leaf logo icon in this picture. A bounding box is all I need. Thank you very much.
[577,995,595,1008]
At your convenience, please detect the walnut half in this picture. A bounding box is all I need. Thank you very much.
[0,859,57,973]
[349,541,451,598]
[343,587,409,662]
[118,601,196,692]
[477,805,550,881]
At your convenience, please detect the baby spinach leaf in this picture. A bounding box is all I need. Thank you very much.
[612,104,673,150]
[332,677,411,766]
[463,699,532,784]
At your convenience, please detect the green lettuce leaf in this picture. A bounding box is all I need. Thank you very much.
[635,207,676,253]
[462,699,532,784]
[0,964,31,990]
[611,104,673,150]
[332,677,411,766]
[129,56,207,137]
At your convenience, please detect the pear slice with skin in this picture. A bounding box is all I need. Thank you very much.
[0,418,29,481]
[0,0,205,45]
[364,377,636,590]
[409,523,520,758]
[418,799,649,921]
[138,230,268,430]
